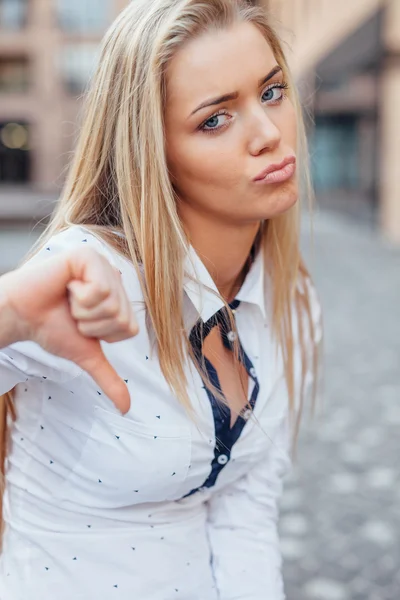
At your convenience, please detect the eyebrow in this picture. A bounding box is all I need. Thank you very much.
[189,65,282,117]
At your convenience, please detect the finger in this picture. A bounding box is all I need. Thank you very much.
[67,279,112,310]
[67,258,124,317]
[77,315,138,340]
[97,314,139,343]
[115,281,138,334]
[73,280,138,337]
[69,286,121,321]
[95,285,139,342]
[76,346,131,414]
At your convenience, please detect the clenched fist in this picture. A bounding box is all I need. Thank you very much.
[0,247,138,413]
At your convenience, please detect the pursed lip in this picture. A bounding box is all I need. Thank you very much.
[253,155,296,182]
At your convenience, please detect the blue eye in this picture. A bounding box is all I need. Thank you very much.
[200,111,231,134]
[263,88,276,102]
[261,82,288,104]
[204,115,220,129]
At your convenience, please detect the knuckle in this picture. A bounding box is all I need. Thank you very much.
[77,321,93,336]
[70,304,83,320]
[106,300,120,317]
[93,283,111,300]
[99,280,112,295]
[130,321,139,336]
[102,332,124,343]
[116,314,130,329]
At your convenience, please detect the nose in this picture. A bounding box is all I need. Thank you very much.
[247,108,281,156]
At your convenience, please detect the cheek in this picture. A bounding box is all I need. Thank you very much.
[168,134,241,192]
[282,104,297,147]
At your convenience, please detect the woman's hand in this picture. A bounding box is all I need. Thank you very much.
[0,247,138,413]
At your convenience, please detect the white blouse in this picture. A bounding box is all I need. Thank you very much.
[0,225,320,600]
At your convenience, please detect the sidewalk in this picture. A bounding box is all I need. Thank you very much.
[0,187,56,273]
[282,210,400,600]
[0,224,43,273]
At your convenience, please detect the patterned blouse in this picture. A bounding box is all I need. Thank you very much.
[0,225,320,600]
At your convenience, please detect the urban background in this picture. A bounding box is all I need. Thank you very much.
[0,1,399,599]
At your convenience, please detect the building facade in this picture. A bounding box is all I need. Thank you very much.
[0,0,128,197]
[0,0,399,242]
[260,0,400,243]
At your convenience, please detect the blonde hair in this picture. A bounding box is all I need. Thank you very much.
[0,0,320,526]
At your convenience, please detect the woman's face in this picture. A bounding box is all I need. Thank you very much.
[165,22,298,227]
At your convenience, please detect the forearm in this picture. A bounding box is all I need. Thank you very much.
[0,272,25,348]
[0,252,72,350]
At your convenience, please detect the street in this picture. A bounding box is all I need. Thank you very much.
[282,210,400,600]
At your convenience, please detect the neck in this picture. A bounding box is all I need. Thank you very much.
[183,212,261,303]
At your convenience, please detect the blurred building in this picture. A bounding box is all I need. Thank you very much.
[261,0,400,243]
[0,0,399,243]
[0,0,128,221]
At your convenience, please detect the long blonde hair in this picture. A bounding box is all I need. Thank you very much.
[0,0,319,524]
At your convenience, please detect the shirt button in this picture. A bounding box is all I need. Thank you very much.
[242,408,252,421]
[227,331,237,342]
[217,454,229,465]
[249,367,257,378]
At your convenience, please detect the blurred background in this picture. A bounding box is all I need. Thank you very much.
[0,0,399,598]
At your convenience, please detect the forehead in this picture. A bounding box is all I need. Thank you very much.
[166,22,277,110]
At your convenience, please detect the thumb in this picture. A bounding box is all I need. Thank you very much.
[76,344,131,414]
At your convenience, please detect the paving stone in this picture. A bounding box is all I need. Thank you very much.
[303,577,349,600]
[360,520,396,546]
[280,537,307,561]
[281,210,400,599]
[280,514,309,536]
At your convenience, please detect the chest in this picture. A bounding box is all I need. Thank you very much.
[202,325,249,427]
[11,307,287,512]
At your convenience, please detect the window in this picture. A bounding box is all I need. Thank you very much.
[59,44,100,94]
[311,116,360,191]
[56,0,112,34]
[0,122,30,183]
[0,0,28,30]
[0,57,30,94]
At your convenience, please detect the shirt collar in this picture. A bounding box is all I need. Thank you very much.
[183,245,267,322]
[235,246,267,319]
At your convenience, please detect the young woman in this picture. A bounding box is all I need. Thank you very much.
[0,1,321,598]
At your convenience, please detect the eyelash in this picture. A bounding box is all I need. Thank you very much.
[199,81,289,135]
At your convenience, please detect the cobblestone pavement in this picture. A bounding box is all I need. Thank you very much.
[281,210,400,600]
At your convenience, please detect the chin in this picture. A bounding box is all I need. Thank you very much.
[276,188,299,215]
[258,183,299,220]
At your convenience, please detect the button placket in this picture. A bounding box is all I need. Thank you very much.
[227,331,237,342]
[185,298,260,498]
[242,408,252,421]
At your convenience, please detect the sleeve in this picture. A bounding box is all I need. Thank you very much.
[0,343,83,396]
[206,409,291,600]
[0,225,119,395]
[0,350,32,394]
